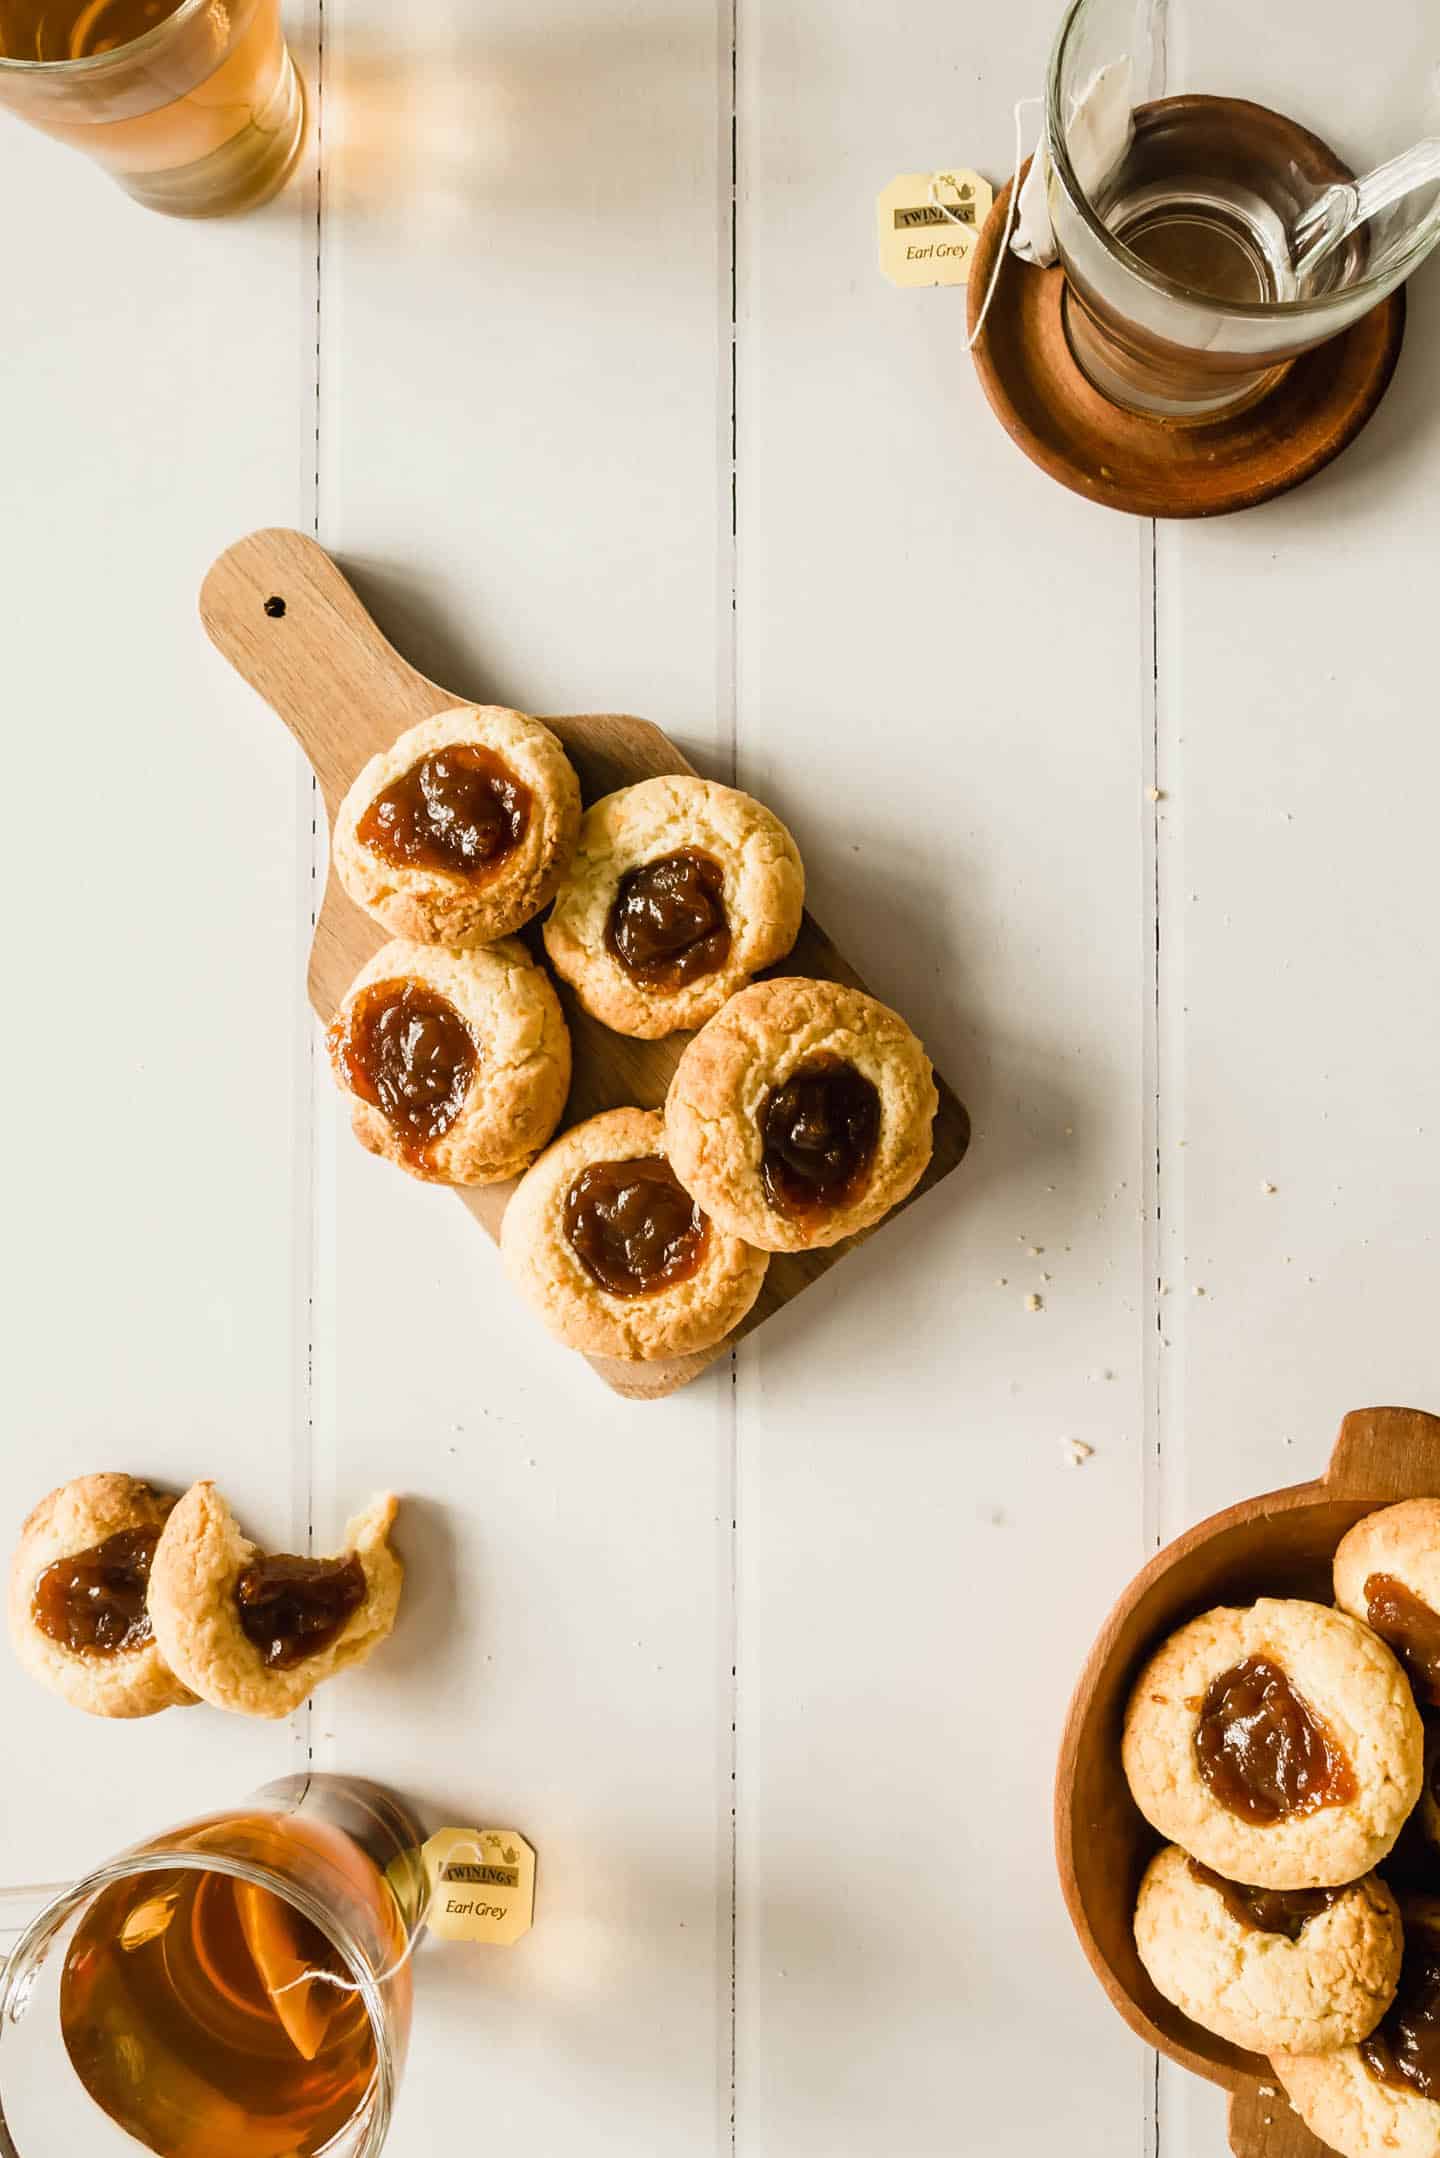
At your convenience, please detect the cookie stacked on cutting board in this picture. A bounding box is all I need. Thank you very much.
[1122,1499,1440,2158]
[325,705,940,1367]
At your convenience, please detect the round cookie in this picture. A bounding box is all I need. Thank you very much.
[8,1474,192,1719]
[664,977,937,1253]
[1273,1901,1440,2158]
[334,707,581,947]
[147,1482,403,1721]
[500,1107,769,1362]
[328,937,570,1185]
[1134,1842,1402,2055]
[541,776,804,1038]
[1122,1598,1423,1889]
[1336,1500,1440,1708]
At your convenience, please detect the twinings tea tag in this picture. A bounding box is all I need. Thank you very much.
[877,168,993,287]
[409,1828,536,1946]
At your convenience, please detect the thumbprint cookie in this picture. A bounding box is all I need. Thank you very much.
[1122,1599,1423,1890]
[1274,1900,1440,2158]
[147,1482,402,1720]
[664,977,937,1253]
[328,937,570,1185]
[8,1474,193,1719]
[500,1107,769,1362]
[334,707,581,947]
[541,776,804,1037]
[1134,1842,1402,2056]
[1335,1501,1440,1709]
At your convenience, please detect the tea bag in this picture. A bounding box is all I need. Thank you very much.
[234,1882,343,2064]
[1014,57,1135,264]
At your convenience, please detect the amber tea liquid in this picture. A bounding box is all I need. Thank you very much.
[0,0,304,215]
[57,1816,402,2158]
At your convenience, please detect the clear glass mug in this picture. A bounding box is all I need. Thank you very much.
[1044,0,1440,416]
[0,0,306,217]
[0,1776,429,2158]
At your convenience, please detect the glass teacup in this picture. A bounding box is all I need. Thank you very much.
[1044,0,1440,417]
[0,1776,428,2158]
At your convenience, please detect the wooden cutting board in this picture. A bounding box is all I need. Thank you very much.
[200,528,971,1399]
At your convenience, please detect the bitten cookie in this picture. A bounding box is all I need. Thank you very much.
[8,1475,192,1720]
[147,1482,402,1721]
[541,776,804,1038]
[1336,1500,1440,1708]
[501,1107,769,1362]
[334,707,581,947]
[1134,1842,1402,2055]
[1274,1901,1440,2158]
[1122,1599,1422,1889]
[664,977,937,1253]
[328,937,570,1185]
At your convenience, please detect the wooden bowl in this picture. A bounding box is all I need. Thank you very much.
[1055,1405,1440,2158]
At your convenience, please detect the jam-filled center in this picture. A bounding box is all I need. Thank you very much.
[1192,1656,1358,1825]
[1364,1573,1440,1707]
[564,1156,710,1298]
[760,1055,881,1221]
[356,744,531,881]
[1362,1939,1440,2098]
[234,1554,368,1669]
[329,979,477,1167]
[32,1527,160,1657]
[1186,1859,1341,1941]
[605,850,731,991]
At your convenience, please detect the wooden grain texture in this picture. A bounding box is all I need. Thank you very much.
[1054,1405,1440,2156]
[200,528,971,1401]
[968,155,1406,521]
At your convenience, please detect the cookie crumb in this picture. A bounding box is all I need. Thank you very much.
[1193,1285,1206,1297]
[1025,1294,1043,1313]
[1027,1245,1044,1257]
[1062,1439,1094,1468]
[1146,785,1164,801]
[1261,1180,1277,1195]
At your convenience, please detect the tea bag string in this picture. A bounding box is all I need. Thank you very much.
[929,96,1040,350]
[263,1832,496,2002]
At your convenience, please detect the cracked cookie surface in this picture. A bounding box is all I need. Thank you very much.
[542,776,804,1038]
[334,706,580,947]
[501,1107,768,1362]
[1122,1599,1422,1888]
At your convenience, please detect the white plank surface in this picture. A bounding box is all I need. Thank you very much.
[2,0,1439,2152]
[0,46,319,1882]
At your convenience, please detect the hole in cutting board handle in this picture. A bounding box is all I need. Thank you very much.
[263,595,287,618]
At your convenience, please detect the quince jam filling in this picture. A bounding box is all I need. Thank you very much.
[328,979,477,1170]
[759,1056,880,1222]
[33,1528,160,1656]
[564,1157,709,1297]
[357,744,530,882]
[1192,1656,1357,1824]
[234,1554,368,1669]
[1364,1573,1440,1707]
[605,850,731,991]
[1185,1860,1341,1940]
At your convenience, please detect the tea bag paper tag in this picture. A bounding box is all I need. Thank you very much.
[877,168,993,286]
[413,1828,536,1946]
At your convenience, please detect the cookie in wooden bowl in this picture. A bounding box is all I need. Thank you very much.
[8,1474,193,1719]
[1335,1500,1440,1710]
[1134,1843,1402,2057]
[501,1107,768,1362]
[328,937,570,1185]
[148,1482,402,1720]
[1272,1897,1440,2158]
[664,977,937,1253]
[542,776,804,1038]
[1122,1598,1423,1890]
[334,707,581,946]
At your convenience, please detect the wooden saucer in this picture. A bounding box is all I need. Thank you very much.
[968,161,1406,519]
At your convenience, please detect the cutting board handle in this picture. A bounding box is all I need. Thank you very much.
[1324,1405,1440,1501]
[199,527,451,817]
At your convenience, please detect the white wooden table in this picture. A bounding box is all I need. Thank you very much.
[3,0,1438,2150]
